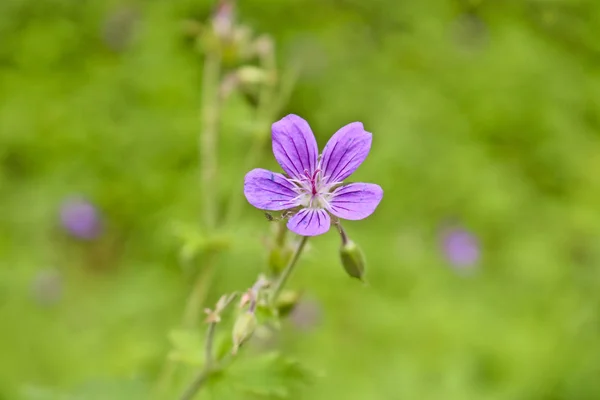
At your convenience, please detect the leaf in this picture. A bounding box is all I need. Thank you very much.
[209,352,317,399]
[168,329,204,366]
[254,303,279,326]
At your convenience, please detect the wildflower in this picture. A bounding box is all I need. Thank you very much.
[244,115,383,236]
[60,197,102,240]
[441,227,480,268]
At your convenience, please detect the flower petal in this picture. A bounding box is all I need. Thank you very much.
[272,114,319,180]
[328,183,383,220]
[320,122,372,184]
[244,168,300,211]
[287,208,331,236]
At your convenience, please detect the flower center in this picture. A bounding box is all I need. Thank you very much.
[303,168,321,196]
[288,165,344,210]
[291,168,331,209]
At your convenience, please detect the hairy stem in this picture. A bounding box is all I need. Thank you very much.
[271,235,309,302]
[335,221,349,245]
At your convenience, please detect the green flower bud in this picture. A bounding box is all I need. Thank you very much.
[236,66,269,85]
[232,312,257,354]
[275,290,301,318]
[339,240,366,281]
[268,246,293,275]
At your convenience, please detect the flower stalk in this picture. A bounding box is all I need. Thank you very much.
[179,233,310,400]
[178,322,216,400]
[271,235,309,303]
[179,293,237,400]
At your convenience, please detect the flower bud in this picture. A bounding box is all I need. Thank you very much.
[275,290,301,318]
[232,312,257,354]
[339,240,366,281]
[236,66,269,85]
[268,246,293,275]
[252,35,274,57]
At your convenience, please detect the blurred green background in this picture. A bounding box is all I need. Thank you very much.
[3,0,600,399]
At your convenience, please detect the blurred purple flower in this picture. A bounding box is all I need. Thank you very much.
[60,197,102,240]
[289,298,321,331]
[243,114,383,236]
[441,227,480,269]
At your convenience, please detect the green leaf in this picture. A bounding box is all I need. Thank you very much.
[210,352,317,399]
[168,329,204,366]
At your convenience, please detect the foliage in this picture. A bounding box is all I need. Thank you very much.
[3,0,600,399]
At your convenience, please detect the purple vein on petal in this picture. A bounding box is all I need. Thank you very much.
[301,134,313,173]
[274,137,302,178]
[334,153,362,181]
[321,140,339,177]
[327,182,383,220]
[297,209,310,226]
[244,168,299,211]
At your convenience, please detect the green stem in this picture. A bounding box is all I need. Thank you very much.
[179,322,217,400]
[182,255,216,328]
[179,371,210,400]
[179,292,238,400]
[204,322,217,367]
[275,220,287,247]
[271,235,309,302]
[200,51,221,229]
[335,221,349,245]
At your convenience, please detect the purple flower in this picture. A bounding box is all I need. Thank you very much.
[60,197,102,240]
[441,227,480,268]
[244,115,383,236]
